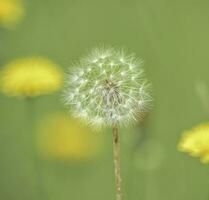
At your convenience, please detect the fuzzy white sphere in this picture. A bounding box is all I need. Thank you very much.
[64,47,151,127]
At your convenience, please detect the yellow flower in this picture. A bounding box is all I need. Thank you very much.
[1,57,63,97]
[0,0,23,28]
[178,123,209,164]
[37,113,103,161]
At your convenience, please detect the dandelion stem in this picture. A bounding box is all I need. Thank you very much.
[112,125,123,200]
[25,98,48,200]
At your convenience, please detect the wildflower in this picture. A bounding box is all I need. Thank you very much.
[0,0,23,28]
[64,47,152,200]
[178,123,209,164]
[37,113,103,161]
[1,57,63,97]
[64,47,151,128]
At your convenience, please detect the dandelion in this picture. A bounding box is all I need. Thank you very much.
[178,123,209,164]
[0,57,63,199]
[37,113,103,161]
[1,57,63,97]
[64,47,152,200]
[65,47,151,127]
[0,0,24,28]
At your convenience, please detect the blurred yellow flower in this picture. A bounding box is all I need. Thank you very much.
[0,0,24,28]
[178,123,209,164]
[37,113,103,161]
[1,57,63,97]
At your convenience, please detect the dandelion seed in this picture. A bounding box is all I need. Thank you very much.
[87,67,92,72]
[101,55,106,59]
[117,80,123,86]
[110,62,115,67]
[89,89,94,94]
[75,88,79,94]
[120,71,126,76]
[110,74,114,79]
[129,64,135,70]
[119,58,125,63]
[138,100,144,106]
[72,75,78,81]
[131,76,136,81]
[79,70,84,76]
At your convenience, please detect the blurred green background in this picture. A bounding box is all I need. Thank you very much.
[1,0,209,200]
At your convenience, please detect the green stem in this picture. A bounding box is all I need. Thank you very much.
[112,125,123,200]
[25,98,48,200]
[195,81,209,115]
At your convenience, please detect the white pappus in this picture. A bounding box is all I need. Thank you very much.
[64,47,152,128]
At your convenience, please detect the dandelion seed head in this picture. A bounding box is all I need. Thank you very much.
[64,47,151,127]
